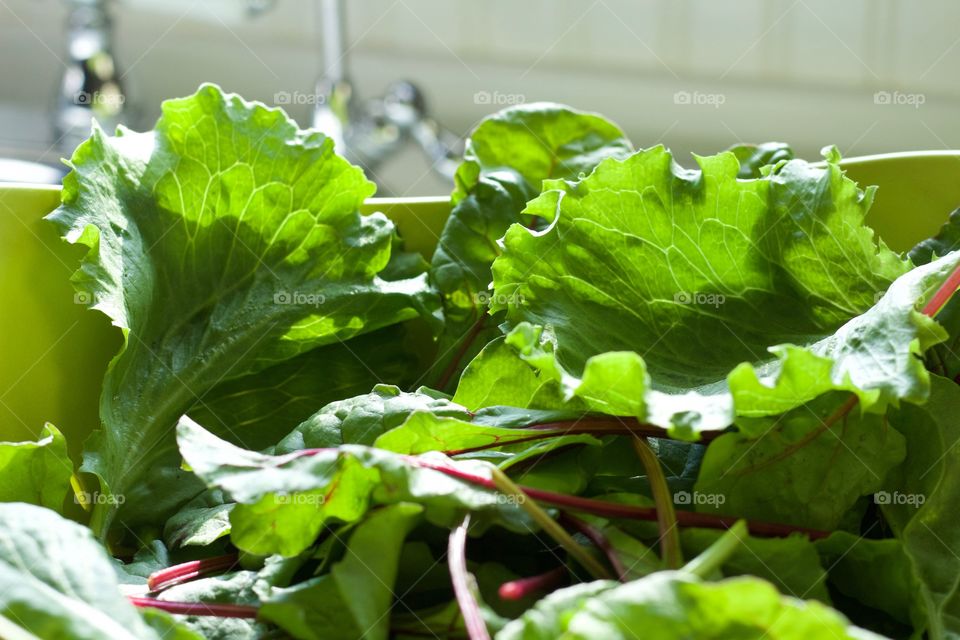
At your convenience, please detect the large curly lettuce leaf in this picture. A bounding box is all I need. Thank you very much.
[483,147,955,437]
[49,84,438,535]
[428,104,632,390]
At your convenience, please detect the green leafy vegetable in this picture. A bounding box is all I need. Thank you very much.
[0,503,180,639]
[259,503,422,640]
[497,573,880,640]
[51,84,438,536]
[187,324,426,451]
[815,533,916,628]
[910,209,960,380]
[693,393,905,530]
[485,147,954,436]
[178,418,530,556]
[882,374,960,639]
[16,87,960,640]
[726,141,794,179]
[0,424,72,510]
[274,384,468,453]
[429,104,632,390]
[164,489,234,548]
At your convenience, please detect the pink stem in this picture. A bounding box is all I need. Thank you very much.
[922,262,960,317]
[560,513,629,581]
[287,447,829,539]
[498,566,567,600]
[410,455,830,540]
[128,596,258,619]
[147,554,240,592]
[448,516,491,640]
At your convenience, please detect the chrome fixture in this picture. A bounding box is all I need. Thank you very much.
[312,0,462,183]
[53,0,128,154]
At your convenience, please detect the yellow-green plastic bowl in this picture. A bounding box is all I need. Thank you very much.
[2,150,959,457]
[0,186,450,457]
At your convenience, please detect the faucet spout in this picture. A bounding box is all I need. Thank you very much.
[311,0,462,185]
[53,0,128,154]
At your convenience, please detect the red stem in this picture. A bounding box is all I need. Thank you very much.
[288,448,829,539]
[498,566,567,601]
[128,596,258,619]
[446,417,722,456]
[147,554,240,592]
[410,455,829,540]
[448,515,491,640]
[922,262,960,317]
[560,513,629,581]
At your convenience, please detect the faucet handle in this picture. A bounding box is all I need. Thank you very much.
[380,81,462,180]
[381,81,427,126]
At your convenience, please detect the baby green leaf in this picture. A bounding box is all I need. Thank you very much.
[0,424,72,510]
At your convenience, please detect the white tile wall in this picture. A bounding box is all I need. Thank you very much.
[0,0,958,194]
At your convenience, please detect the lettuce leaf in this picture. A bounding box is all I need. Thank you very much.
[483,146,954,437]
[429,104,632,390]
[49,84,438,535]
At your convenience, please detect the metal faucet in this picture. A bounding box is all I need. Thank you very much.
[312,0,462,184]
[53,0,128,154]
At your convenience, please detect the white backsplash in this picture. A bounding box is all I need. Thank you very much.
[1,0,958,194]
